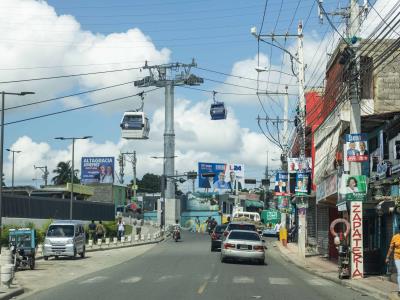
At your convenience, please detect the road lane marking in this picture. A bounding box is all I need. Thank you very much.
[197,281,208,294]
[210,275,219,283]
[307,278,333,286]
[268,277,291,285]
[233,276,255,284]
[121,276,142,283]
[155,275,182,282]
[80,276,108,284]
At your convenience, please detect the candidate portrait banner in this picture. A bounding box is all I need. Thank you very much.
[346,134,369,162]
[339,174,367,202]
[274,172,288,195]
[287,157,312,173]
[81,157,115,184]
[295,172,310,195]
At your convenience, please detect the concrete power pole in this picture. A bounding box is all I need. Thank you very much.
[280,87,290,234]
[118,154,124,184]
[296,21,307,259]
[34,165,49,186]
[134,60,203,226]
[132,151,137,199]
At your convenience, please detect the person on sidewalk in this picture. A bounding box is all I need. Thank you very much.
[386,229,400,296]
[88,220,96,242]
[274,222,281,241]
[96,220,106,243]
[117,218,125,240]
[289,222,297,243]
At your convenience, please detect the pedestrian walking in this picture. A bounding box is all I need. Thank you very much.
[386,227,400,296]
[96,220,106,243]
[88,220,96,242]
[274,222,281,241]
[117,218,125,240]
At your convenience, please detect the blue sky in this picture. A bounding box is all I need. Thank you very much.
[0,0,384,186]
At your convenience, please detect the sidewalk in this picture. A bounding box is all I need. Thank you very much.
[276,241,397,300]
[0,225,164,300]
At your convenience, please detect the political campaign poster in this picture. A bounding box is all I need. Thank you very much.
[81,157,115,184]
[198,162,244,193]
[295,172,310,195]
[287,157,312,173]
[277,195,290,212]
[346,134,369,162]
[274,172,288,195]
[339,174,367,201]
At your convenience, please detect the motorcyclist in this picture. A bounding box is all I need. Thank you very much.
[205,216,212,234]
[173,219,181,241]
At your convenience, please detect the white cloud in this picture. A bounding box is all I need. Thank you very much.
[0,0,170,115]
[6,98,279,186]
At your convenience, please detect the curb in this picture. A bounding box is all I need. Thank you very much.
[276,243,388,300]
[0,286,24,300]
[35,237,165,260]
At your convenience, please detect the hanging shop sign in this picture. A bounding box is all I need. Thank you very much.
[339,175,367,202]
[350,201,364,279]
[345,134,369,162]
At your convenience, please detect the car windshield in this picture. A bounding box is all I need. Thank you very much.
[215,225,227,233]
[228,231,260,241]
[228,224,256,231]
[47,225,74,237]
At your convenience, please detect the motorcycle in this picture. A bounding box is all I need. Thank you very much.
[172,226,181,242]
[9,228,36,271]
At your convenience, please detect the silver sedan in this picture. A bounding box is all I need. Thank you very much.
[220,230,265,265]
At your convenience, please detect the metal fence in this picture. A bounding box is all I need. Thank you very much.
[2,195,115,221]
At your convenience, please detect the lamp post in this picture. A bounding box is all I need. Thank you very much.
[55,136,92,220]
[6,149,21,194]
[0,91,34,241]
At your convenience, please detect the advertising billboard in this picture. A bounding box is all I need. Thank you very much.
[287,157,312,173]
[339,174,367,201]
[345,134,369,162]
[81,157,115,184]
[186,192,219,211]
[274,172,288,195]
[198,162,244,193]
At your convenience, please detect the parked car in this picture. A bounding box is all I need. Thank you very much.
[262,227,277,237]
[43,220,86,260]
[223,222,257,239]
[220,230,265,265]
[210,224,228,252]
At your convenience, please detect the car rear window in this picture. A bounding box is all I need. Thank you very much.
[215,225,227,233]
[228,231,260,241]
[228,224,256,231]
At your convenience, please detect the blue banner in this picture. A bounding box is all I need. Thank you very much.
[81,157,115,184]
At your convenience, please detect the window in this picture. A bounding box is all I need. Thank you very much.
[228,231,260,241]
[47,225,74,237]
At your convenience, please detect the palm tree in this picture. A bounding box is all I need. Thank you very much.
[52,161,79,185]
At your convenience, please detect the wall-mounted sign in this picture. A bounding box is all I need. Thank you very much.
[339,175,367,202]
[345,134,369,162]
[351,202,364,279]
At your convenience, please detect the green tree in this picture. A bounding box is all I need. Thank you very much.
[52,161,79,185]
[136,173,161,193]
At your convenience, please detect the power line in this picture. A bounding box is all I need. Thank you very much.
[4,88,161,126]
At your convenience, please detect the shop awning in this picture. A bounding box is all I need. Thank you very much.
[245,200,264,208]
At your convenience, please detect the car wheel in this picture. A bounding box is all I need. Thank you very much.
[80,246,85,258]
[54,256,59,260]
[220,255,226,263]
[73,248,77,258]
[44,256,49,261]
[211,246,215,252]
[258,259,265,265]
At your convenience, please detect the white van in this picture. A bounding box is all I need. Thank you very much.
[43,220,86,260]
[232,212,261,222]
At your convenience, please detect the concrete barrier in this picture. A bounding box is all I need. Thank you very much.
[105,238,110,246]
[113,237,118,245]
[1,264,13,288]
[134,235,139,242]
[127,235,132,243]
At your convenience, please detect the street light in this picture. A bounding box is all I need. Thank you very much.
[0,91,34,240]
[6,149,21,193]
[54,136,92,220]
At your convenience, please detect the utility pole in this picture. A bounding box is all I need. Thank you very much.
[6,149,21,194]
[132,151,137,199]
[34,165,49,186]
[348,0,363,279]
[118,154,124,184]
[134,60,203,226]
[121,151,137,200]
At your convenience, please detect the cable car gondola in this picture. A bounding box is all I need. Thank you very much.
[210,91,227,120]
[120,112,150,139]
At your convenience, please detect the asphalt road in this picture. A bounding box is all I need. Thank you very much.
[28,232,374,300]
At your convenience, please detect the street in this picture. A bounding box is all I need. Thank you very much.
[24,232,374,300]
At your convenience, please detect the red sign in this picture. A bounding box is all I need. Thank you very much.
[350,202,363,278]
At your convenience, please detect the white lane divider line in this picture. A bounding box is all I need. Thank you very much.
[268,277,292,285]
[155,275,182,282]
[80,276,108,284]
[121,276,142,283]
[307,278,333,286]
[233,276,255,284]
[210,275,219,283]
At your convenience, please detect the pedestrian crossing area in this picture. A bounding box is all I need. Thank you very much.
[79,274,334,287]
